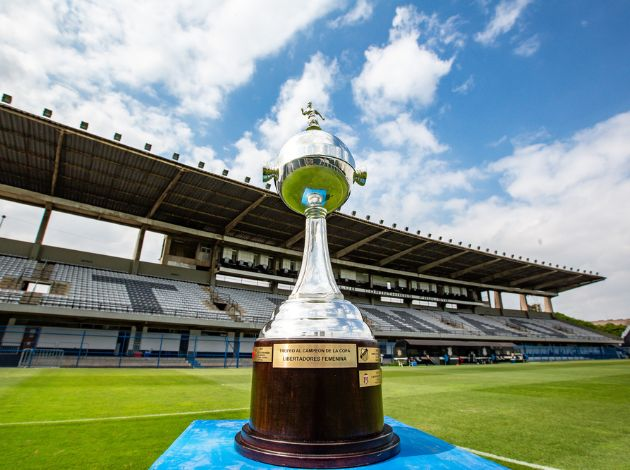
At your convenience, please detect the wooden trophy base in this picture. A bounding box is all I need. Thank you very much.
[234,338,400,468]
[235,422,400,468]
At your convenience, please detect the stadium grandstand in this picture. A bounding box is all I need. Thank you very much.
[0,100,625,368]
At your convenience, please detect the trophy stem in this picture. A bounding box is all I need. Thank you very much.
[290,206,343,302]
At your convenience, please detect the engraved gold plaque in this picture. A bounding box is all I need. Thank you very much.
[253,346,273,363]
[358,369,382,388]
[272,343,358,369]
[357,347,381,364]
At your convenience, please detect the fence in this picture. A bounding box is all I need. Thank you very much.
[19,348,64,367]
[0,326,253,368]
[1,325,624,369]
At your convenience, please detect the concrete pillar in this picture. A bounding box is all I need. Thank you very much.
[160,236,172,265]
[29,204,52,259]
[519,294,528,310]
[209,241,221,287]
[127,325,136,353]
[519,294,530,317]
[543,297,554,314]
[493,291,504,310]
[131,227,146,274]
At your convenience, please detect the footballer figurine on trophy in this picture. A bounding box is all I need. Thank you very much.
[234,103,400,468]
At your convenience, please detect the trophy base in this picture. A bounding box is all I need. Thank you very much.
[235,422,400,468]
[234,338,400,468]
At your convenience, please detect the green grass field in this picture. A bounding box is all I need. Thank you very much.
[0,360,628,469]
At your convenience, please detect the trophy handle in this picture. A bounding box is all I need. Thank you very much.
[353,169,367,186]
[262,166,279,183]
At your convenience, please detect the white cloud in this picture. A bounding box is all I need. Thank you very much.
[509,127,551,147]
[346,7,462,227]
[453,75,475,94]
[0,0,339,119]
[345,147,481,234]
[514,34,541,56]
[475,0,532,46]
[493,114,630,203]
[229,132,273,184]
[413,13,466,51]
[352,36,452,116]
[328,0,373,28]
[373,114,447,156]
[488,135,509,148]
[432,111,630,320]
[352,6,453,118]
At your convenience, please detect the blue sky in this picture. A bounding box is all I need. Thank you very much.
[1,0,629,320]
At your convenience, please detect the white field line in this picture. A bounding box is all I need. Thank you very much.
[458,446,561,470]
[0,407,248,427]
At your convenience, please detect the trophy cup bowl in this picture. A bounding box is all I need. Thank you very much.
[235,105,399,468]
[275,129,356,215]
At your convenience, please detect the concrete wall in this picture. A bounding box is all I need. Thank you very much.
[529,310,553,320]
[0,238,32,257]
[37,327,118,350]
[138,261,209,284]
[188,335,228,353]
[140,333,181,352]
[474,306,502,316]
[40,245,133,272]
[503,309,528,318]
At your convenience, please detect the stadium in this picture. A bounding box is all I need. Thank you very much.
[0,100,628,470]
[0,101,624,367]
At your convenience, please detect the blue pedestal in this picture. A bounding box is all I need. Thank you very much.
[151,417,506,469]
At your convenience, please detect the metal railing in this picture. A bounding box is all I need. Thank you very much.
[0,326,253,368]
[19,348,64,367]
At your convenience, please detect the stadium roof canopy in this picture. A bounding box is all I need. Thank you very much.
[0,104,605,295]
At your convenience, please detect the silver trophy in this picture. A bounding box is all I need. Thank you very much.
[261,102,370,339]
[235,103,399,468]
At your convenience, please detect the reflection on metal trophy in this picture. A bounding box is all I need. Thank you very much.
[234,103,400,468]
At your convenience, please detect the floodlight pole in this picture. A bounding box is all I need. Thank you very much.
[0,215,6,232]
